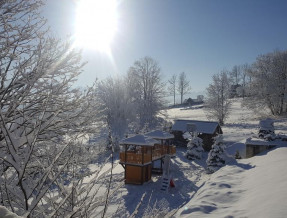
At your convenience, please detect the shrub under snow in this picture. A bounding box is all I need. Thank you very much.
[258,118,275,141]
[186,136,204,160]
[206,135,228,173]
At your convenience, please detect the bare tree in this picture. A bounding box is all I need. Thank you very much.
[127,57,165,128]
[243,50,287,115]
[230,65,242,85]
[168,74,177,106]
[177,72,191,104]
[205,71,232,125]
[240,63,252,98]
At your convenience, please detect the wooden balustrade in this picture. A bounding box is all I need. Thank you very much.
[120,152,151,164]
[120,145,176,165]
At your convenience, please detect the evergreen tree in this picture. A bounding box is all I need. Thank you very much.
[186,136,204,160]
[206,135,227,173]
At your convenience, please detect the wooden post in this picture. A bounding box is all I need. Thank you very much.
[141,146,144,184]
[142,146,144,165]
[124,144,127,181]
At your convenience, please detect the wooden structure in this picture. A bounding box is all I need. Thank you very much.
[171,119,222,151]
[119,131,176,185]
[145,130,176,173]
[245,138,277,158]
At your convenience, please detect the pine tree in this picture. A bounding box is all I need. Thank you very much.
[206,135,227,173]
[186,136,204,160]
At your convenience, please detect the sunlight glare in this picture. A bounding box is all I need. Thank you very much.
[75,0,118,53]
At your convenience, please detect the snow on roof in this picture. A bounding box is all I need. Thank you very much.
[145,130,174,140]
[245,138,278,146]
[119,134,157,146]
[171,119,221,134]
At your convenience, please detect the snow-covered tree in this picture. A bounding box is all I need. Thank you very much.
[258,118,275,141]
[168,74,177,106]
[243,50,287,115]
[127,56,165,128]
[230,65,242,85]
[0,1,114,217]
[177,72,191,104]
[186,136,204,160]
[205,71,232,125]
[206,135,228,173]
[95,77,135,146]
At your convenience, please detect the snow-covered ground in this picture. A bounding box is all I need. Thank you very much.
[176,145,287,218]
[99,99,287,217]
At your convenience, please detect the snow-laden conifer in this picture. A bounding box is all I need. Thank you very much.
[206,135,228,173]
[186,135,204,160]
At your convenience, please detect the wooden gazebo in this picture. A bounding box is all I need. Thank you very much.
[119,134,157,184]
[119,131,176,185]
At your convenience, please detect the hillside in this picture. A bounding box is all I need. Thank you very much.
[176,146,287,217]
[96,99,287,217]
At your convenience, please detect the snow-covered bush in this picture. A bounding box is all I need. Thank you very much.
[258,118,275,141]
[206,135,228,173]
[142,198,170,218]
[0,206,21,218]
[186,136,204,160]
[234,150,242,159]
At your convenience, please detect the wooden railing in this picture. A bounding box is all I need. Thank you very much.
[169,146,176,155]
[120,152,151,164]
[152,149,162,160]
[120,145,176,164]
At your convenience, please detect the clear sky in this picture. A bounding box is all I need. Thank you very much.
[43,0,287,94]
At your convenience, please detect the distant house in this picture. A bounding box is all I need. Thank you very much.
[171,120,223,151]
[230,84,242,98]
[183,98,194,106]
[183,96,204,106]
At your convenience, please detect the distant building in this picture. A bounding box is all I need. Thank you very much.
[230,84,242,98]
[182,95,204,106]
[171,120,223,151]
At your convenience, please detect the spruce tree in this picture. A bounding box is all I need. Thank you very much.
[186,136,204,160]
[206,135,227,173]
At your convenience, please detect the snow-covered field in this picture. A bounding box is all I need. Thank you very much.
[100,99,287,217]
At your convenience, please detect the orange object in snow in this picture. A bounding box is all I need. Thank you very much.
[170,179,175,187]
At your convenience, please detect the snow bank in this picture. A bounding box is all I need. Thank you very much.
[176,146,287,217]
[0,206,22,218]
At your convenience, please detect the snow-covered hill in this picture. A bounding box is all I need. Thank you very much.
[176,146,287,217]
[104,99,287,217]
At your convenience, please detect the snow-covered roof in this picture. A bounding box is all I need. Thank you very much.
[145,130,174,140]
[245,138,278,146]
[171,120,221,134]
[119,134,157,146]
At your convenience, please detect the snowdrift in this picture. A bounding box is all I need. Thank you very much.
[176,146,287,217]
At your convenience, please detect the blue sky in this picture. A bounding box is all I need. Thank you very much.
[44,0,287,94]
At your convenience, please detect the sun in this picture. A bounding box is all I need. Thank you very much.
[74,0,118,53]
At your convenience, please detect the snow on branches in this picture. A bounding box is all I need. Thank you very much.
[206,135,228,174]
[185,133,204,160]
